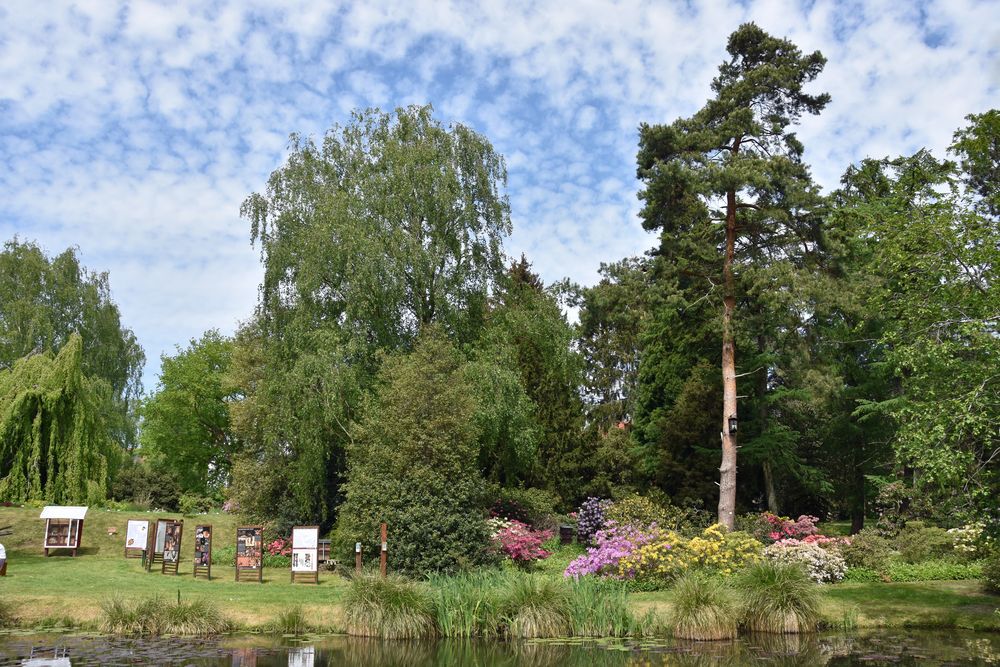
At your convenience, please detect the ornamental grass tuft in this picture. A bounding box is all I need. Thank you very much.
[267,605,310,635]
[669,572,739,641]
[0,598,18,628]
[736,561,821,634]
[567,576,642,637]
[500,574,571,638]
[99,595,231,636]
[343,573,437,639]
[429,571,505,638]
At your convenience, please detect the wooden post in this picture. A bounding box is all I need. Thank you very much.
[355,542,362,574]
[379,523,387,578]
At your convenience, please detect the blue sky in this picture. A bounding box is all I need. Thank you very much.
[2,0,997,391]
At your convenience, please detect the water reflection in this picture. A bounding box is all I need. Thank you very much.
[0,631,998,666]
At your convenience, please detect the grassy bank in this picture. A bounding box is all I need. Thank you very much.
[2,506,999,635]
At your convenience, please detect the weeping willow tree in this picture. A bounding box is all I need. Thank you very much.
[0,333,119,504]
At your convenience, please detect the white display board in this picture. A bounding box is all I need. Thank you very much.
[291,526,319,573]
[125,520,149,550]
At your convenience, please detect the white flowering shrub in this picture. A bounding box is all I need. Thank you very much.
[763,542,847,583]
[487,516,513,539]
[947,523,986,558]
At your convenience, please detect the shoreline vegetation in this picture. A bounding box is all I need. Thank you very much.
[1,508,998,639]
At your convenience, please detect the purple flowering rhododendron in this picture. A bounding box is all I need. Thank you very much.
[564,523,663,579]
[576,497,611,545]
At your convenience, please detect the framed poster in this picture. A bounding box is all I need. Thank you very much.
[235,526,263,582]
[193,524,212,580]
[161,521,183,575]
[124,519,149,558]
[290,526,319,584]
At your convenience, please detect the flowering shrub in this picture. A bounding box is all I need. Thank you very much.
[492,520,553,565]
[604,495,683,531]
[487,516,512,537]
[267,537,291,556]
[948,522,986,559]
[565,523,762,584]
[576,497,611,545]
[763,542,847,583]
[773,534,851,548]
[762,513,820,543]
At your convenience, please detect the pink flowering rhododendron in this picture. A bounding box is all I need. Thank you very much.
[762,513,820,542]
[267,537,291,556]
[493,520,553,564]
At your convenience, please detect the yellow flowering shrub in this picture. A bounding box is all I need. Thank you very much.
[614,524,762,583]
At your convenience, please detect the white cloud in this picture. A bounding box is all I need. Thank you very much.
[1,0,996,387]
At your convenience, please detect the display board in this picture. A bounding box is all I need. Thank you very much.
[161,520,183,575]
[193,524,212,580]
[124,519,149,559]
[290,525,319,584]
[235,526,263,582]
[40,506,87,557]
[146,519,170,571]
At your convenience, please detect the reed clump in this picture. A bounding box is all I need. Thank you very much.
[501,574,571,638]
[669,572,739,640]
[267,604,311,635]
[343,573,437,639]
[567,576,641,637]
[99,595,232,636]
[736,561,821,633]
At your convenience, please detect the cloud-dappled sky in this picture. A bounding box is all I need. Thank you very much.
[2,0,997,390]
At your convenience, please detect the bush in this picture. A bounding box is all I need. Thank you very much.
[111,460,181,511]
[843,567,882,583]
[983,551,1000,594]
[840,528,894,570]
[344,573,436,639]
[737,561,821,634]
[492,520,553,565]
[576,497,610,545]
[179,493,215,515]
[883,560,982,582]
[669,572,738,640]
[948,523,986,561]
[605,494,680,530]
[335,332,495,576]
[490,487,559,528]
[763,542,847,583]
[894,521,953,564]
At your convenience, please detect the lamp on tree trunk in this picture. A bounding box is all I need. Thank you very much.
[728,415,738,434]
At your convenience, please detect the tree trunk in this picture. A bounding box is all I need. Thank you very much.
[718,185,738,530]
[763,460,779,514]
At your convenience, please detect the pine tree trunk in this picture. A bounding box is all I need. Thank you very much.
[718,186,738,530]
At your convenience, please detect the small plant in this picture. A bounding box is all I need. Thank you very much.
[736,561,821,633]
[268,605,310,635]
[343,573,436,639]
[500,574,571,638]
[669,572,738,640]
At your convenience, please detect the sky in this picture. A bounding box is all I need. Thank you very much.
[2,0,997,391]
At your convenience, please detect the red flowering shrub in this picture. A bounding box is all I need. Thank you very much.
[267,537,291,556]
[763,513,820,542]
[493,520,553,564]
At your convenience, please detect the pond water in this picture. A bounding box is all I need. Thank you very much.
[1,630,999,666]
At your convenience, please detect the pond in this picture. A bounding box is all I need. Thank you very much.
[1,630,999,666]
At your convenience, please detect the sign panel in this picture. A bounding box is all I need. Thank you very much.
[125,520,149,551]
[291,526,319,573]
[194,525,212,566]
[162,521,182,564]
[154,520,168,553]
[236,527,262,569]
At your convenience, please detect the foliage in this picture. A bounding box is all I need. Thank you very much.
[110,457,182,511]
[99,595,232,636]
[0,599,17,628]
[501,575,571,638]
[840,529,894,570]
[883,560,983,583]
[763,542,847,583]
[604,494,685,531]
[335,331,493,575]
[489,487,559,528]
[894,522,954,564]
[492,520,553,565]
[0,334,119,504]
[140,330,239,495]
[983,551,1000,594]
[343,573,437,639]
[0,240,144,451]
[669,572,739,640]
[736,561,821,633]
[178,493,214,515]
[576,497,610,545]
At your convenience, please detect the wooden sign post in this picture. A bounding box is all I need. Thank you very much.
[235,526,263,583]
[355,542,362,574]
[290,526,320,585]
[379,522,387,578]
[161,520,183,575]
[193,524,212,580]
